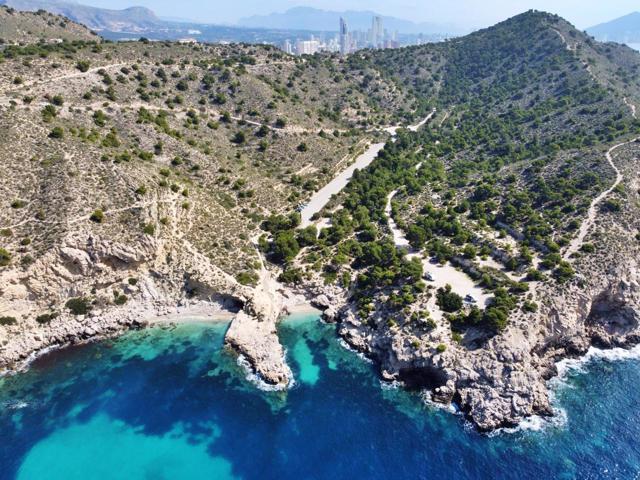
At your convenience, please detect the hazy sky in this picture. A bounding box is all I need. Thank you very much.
[79,0,638,29]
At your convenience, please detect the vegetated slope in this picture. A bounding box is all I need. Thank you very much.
[0,0,160,32]
[292,10,640,329]
[0,4,98,43]
[267,11,640,429]
[0,8,416,366]
[1,8,640,431]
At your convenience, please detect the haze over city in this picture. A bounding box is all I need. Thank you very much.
[76,0,638,30]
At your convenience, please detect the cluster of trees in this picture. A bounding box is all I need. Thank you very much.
[448,287,518,333]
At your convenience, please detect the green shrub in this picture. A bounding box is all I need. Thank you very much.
[114,294,128,305]
[436,285,463,312]
[65,297,91,315]
[76,60,91,72]
[49,127,64,139]
[236,270,259,286]
[36,312,58,324]
[278,267,304,285]
[0,248,11,266]
[554,261,575,283]
[0,316,17,326]
[580,243,596,254]
[436,344,447,353]
[142,223,155,235]
[93,110,107,127]
[232,131,246,144]
[41,104,57,121]
[89,209,104,223]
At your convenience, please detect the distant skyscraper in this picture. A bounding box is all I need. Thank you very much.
[282,39,293,55]
[339,17,349,55]
[372,15,383,47]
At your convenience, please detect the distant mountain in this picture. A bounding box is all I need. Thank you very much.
[587,12,640,43]
[238,6,465,35]
[0,4,99,42]
[0,0,160,31]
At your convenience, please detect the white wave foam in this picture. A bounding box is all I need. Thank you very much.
[493,404,568,437]
[503,344,640,436]
[379,379,403,390]
[554,344,640,386]
[420,391,458,413]
[235,354,293,392]
[338,339,374,364]
[2,400,29,411]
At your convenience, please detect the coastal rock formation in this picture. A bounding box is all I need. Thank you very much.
[324,260,640,430]
[0,231,248,371]
[224,264,293,389]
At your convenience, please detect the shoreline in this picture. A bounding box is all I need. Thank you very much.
[0,300,321,378]
[3,293,640,436]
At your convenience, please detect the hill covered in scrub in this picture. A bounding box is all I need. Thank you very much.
[0,0,160,33]
[260,11,640,429]
[0,4,98,43]
[1,9,640,431]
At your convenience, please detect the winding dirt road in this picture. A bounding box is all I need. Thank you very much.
[564,137,638,258]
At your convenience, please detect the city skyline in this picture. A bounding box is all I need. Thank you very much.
[78,0,639,31]
[280,14,421,56]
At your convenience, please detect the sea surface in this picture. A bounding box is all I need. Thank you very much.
[1,313,640,479]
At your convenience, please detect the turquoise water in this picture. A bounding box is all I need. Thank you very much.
[1,313,640,479]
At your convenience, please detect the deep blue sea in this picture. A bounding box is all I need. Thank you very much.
[1,313,640,479]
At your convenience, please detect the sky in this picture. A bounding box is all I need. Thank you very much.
[78,0,638,30]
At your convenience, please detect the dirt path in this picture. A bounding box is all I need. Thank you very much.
[300,110,437,227]
[564,138,638,258]
[3,63,127,94]
[624,97,637,119]
[384,189,490,315]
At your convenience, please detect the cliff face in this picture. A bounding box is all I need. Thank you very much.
[328,256,640,431]
[0,230,243,369]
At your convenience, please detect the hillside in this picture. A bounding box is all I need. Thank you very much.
[1,9,640,432]
[0,0,160,32]
[588,12,640,44]
[0,4,98,43]
[0,8,417,382]
[267,11,640,429]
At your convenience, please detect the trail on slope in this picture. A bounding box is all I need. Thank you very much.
[624,97,637,119]
[300,109,436,227]
[5,63,127,93]
[564,138,638,259]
